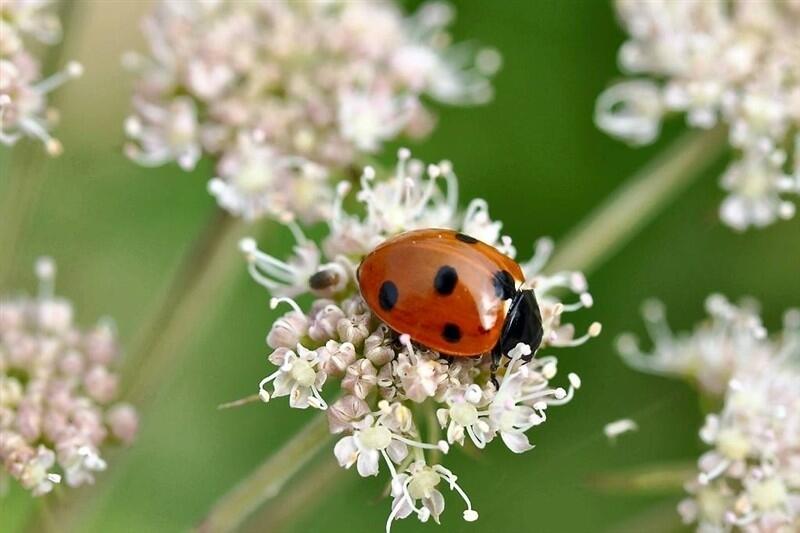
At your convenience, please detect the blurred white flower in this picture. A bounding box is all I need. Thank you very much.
[0,0,82,154]
[596,0,800,230]
[678,313,800,532]
[125,0,498,222]
[0,258,137,496]
[240,151,599,530]
[617,294,777,398]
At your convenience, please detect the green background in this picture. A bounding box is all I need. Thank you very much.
[1,1,798,532]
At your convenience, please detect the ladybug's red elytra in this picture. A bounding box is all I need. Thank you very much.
[357,229,544,368]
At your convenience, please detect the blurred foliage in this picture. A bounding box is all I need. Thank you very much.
[1,1,798,532]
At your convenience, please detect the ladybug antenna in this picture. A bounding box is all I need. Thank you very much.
[270,296,304,316]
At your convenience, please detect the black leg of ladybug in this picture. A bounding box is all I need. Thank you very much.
[490,345,502,390]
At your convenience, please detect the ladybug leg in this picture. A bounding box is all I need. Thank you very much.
[490,346,502,390]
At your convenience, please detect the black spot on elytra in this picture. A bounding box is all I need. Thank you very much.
[455,232,478,244]
[492,270,516,300]
[441,323,462,343]
[433,265,458,295]
[378,281,398,311]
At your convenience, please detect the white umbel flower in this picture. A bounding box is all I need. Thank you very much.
[239,151,599,530]
[596,0,800,230]
[125,0,498,222]
[617,294,777,398]
[678,313,800,532]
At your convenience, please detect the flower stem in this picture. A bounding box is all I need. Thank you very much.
[197,412,331,533]
[424,402,442,464]
[547,127,727,274]
[203,126,729,530]
[586,461,696,495]
[241,457,347,533]
[123,209,248,406]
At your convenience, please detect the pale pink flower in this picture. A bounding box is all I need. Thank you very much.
[0,259,137,495]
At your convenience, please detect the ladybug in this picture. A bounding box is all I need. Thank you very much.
[356,229,543,369]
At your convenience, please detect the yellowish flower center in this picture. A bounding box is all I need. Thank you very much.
[450,402,479,426]
[408,469,441,500]
[290,359,316,387]
[717,428,750,460]
[359,425,392,450]
[749,477,788,511]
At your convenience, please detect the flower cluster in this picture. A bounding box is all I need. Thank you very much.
[678,309,800,532]
[241,151,599,531]
[125,0,499,223]
[617,294,773,398]
[0,0,83,154]
[0,259,138,496]
[595,0,800,231]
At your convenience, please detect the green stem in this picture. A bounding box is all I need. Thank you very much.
[0,0,82,288]
[123,210,248,406]
[586,461,696,495]
[242,458,347,533]
[424,401,442,464]
[547,127,727,275]
[197,413,331,533]
[202,126,729,531]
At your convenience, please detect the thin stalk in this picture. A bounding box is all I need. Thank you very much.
[199,126,729,531]
[30,500,58,533]
[0,0,81,288]
[123,210,248,406]
[425,402,442,464]
[586,461,696,495]
[242,457,348,533]
[547,126,727,274]
[198,412,331,533]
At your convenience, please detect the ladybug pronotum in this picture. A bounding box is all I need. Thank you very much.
[357,228,544,369]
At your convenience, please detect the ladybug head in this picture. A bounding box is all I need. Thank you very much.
[495,289,544,362]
